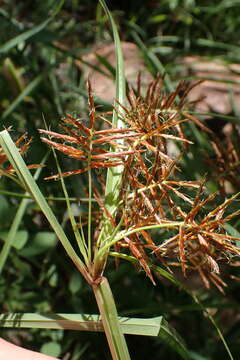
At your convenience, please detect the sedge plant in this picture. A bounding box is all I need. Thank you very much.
[1,75,240,359]
[1,1,240,359]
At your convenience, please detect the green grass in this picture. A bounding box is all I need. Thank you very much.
[0,1,240,359]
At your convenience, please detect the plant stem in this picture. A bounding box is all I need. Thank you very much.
[92,277,131,360]
[96,221,184,259]
[88,167,92,263]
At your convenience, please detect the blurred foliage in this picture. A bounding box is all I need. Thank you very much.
[0,0,240,359]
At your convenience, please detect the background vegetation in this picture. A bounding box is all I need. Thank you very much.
[0,0,240,359]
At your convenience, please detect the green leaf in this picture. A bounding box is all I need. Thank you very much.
[0,230,28,250]
[0,0,65,54]
[47,264,59,287]
[109,251,181,287]
[159,318,190,360]
[189,351,210,360]
[95,53,116,77]
[0,156,47,273]
[131,31,174,93]
[0,130,90,283]
[0,312,191,359]
[0,18,51,54]
[195,38,240,52]
[1,74,43,120]
[11,256,32,276]
[99,0,126,217]
[224,223,240,238]
[19,232,57,257]
[98,0,125,121]
[40,341,61,357]
[69,271,83,294]
[224,223,240,247]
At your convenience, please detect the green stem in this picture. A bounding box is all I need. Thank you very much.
[0,189,95,202]
[92,277,131,360]
[96,221,184,260]
[88,167,92,263]
[192,294,234,360]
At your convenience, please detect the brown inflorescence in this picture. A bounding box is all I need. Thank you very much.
[39,77,240,292]
[0,132,40,178]
[116,77,240,292]
[39,81,141,180]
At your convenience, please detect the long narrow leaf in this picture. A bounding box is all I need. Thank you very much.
[99,0,126,217]
[99,0,125,124]
[1,74,43,120]
[0,130,91,283]
[0,312,160,333]
[131,31,174,93]
[109,251,181,287]
[0,154,47,273]
[0,0,64,54]
[50,146,89,264]
[0,312,191,359]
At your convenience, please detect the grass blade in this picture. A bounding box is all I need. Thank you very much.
[131,31,174,92]
[0,154,47,273]
[50,145,89,264]
[0,18,51,54]
[1,74,43,120]
[159,317,190,360]
[0,0,65,54]
[98,0,126,122]
[0,312,191,359]
[0,130,91,283]
[109,252,181,287]
[99,0,126,218]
